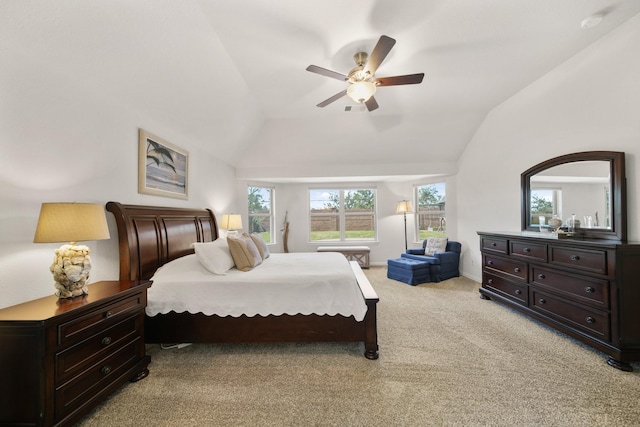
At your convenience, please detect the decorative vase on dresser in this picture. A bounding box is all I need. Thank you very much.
[478,151,640,371]
[0,280,152,426]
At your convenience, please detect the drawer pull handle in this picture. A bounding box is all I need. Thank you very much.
[101,365,112,375]
[585,287,595,293]
[487,279,493,284]
[514,267,521,273]
[570,255,580,261]
[523,248,531,253]
[539,298,546,304]
[487,260,493,265]
[491,242,497,247]
[515,289,522,295]
[538,274,546,279]
[586,317,595,323]
[101,336,112,346]
[105,311,113,318]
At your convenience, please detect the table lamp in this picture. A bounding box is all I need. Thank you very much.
[220,214,243,236]
[33,202,110,298]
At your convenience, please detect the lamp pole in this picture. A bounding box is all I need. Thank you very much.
[403,210,408,251]
[396,200,413,252]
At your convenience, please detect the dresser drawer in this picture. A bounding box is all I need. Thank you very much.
[484,273,527,305]
[57,293,144,346]
[530,266,609,308]
[481,236,508,254]
[56,315,142,384]
[549,246,608,275]
[483,254,527,281]
[55,338,144,419]
[530,289,610,341]
[510,240,547,262]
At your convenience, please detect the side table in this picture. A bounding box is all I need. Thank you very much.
[0,280,152,426]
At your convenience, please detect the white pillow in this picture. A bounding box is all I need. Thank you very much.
[192,239,235,275]
[424,237,448,256]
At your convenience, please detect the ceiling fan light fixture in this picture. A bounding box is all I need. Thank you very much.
[347,81,376,103]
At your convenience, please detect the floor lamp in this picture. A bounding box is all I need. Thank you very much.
[396,200,413,251]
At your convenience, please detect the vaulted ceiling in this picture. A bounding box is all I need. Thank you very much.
[5,1,640,182]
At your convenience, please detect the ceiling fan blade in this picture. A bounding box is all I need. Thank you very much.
[363,35,396,76]
[365,96,379,112]
[306,65,347,82]
[317,89,348,107]
[374,73,425,86]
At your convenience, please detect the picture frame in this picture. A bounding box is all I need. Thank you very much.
[138,129,188,199]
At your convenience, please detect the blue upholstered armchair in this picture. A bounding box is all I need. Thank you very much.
[401,240,461,282]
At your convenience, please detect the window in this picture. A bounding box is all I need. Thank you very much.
[530,188,562,226]
[415,183,446,239]
[309,189,376,242]
[248,186,274,244]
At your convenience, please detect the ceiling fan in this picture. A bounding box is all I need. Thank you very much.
[306,35,424,112]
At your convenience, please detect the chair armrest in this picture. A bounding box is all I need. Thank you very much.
[406,248,425,255]
[433,251,459,263]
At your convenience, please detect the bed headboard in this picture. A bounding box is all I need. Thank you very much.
[106,202,219,281]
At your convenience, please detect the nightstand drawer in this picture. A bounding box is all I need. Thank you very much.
[55,338,144,419]
[57,294,144,346]
[56,314,142,384]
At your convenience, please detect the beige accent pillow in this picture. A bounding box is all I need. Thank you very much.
[227,235,262,271]
[424,237,448,256]
[249,233,270,260]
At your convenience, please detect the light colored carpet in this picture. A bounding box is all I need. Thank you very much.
[78,267,640,426]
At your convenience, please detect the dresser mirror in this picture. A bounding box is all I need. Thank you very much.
[521,151,626,241]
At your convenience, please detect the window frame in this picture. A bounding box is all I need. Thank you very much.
[308,187,377,242]
[247,186,275,244]
[414,182,446,241]
[530,187,562,225]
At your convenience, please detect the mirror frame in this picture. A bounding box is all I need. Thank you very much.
[521,151,626,241]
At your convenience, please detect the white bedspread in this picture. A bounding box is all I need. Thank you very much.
[147,252,368,321]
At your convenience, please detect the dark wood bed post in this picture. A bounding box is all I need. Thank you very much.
[364,302,379,359]
[351,262,379,359]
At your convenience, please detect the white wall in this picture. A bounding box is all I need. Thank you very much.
[457,13,640,282]
[0,46,237,308]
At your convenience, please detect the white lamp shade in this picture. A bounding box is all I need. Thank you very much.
[347,81,377,103]
[220,214,243,230]
[33,203,110,243]
[395,200,413,214]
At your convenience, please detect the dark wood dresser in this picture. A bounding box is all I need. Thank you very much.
[0,280,151,426]
[478,231,640,371]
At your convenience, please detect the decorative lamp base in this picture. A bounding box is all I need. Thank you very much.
[50,244,92,298]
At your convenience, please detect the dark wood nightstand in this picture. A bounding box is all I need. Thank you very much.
[0,280,152,426]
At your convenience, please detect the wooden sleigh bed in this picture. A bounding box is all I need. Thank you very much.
[105,202,379,359]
